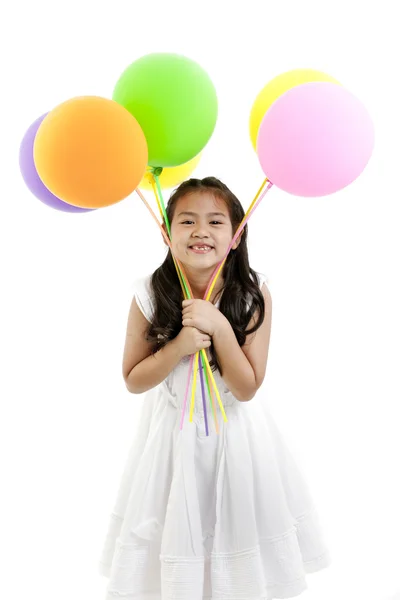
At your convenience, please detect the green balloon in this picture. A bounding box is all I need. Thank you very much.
[112,53,218,168]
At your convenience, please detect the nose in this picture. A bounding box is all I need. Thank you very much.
[192,232,209,239]
[191,224,210,239]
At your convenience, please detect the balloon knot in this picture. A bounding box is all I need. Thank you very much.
[151,167,163,177]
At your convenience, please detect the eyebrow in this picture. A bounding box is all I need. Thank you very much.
[177,211,228,218]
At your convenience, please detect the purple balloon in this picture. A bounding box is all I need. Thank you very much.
[19,113,93,213]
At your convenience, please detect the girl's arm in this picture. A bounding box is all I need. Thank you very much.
[123,298,184,394]
[126,338,184,394]
[212,284,272,402]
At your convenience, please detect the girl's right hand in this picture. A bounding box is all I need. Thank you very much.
[175,326,212,357]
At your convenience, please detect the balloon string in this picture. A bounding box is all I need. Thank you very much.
[136,184,219,432]
[153,173,169,232]
[185,177,272,420]
[151,173,218,434]
[135,188,190,298]
[205,178,272,300]
[150,174,191,300]
[179,351,219,433]
[204,354,218,433]
[136,178,273,433]
[183,177,273,430]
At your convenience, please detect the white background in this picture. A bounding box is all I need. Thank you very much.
[1,1,399,599]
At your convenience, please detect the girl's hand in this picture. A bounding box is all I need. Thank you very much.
[182,299,227,337]
[175,326,212,358]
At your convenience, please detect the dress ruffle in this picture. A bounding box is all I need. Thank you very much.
[99,383,330,599]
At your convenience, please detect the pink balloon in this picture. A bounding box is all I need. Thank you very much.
[257,81,375,197]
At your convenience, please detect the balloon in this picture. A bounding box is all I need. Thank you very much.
[140,154,201,191]
[33,96,148,209]
[112,53,218,167]
[19,114,93,213]
[257,81,374,197]
[249,69,340,150]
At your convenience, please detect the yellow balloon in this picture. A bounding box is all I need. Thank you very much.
[249,69,341,150]
[140,153,201,190]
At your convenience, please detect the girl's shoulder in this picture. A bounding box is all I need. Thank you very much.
[252,270,270,290]
[246,271,270,311]
[131,273,155,323]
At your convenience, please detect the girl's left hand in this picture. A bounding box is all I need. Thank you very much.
[182,299,227,337]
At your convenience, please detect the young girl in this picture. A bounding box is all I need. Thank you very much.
[99,177,331,599]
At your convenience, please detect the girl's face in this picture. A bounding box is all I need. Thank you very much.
[167,192,241,270]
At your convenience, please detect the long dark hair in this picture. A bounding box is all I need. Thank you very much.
[146,177,265,374]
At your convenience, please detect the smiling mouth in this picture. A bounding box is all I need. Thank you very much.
[189,245,214,253]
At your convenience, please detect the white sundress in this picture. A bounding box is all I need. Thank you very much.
[99,271,331,599]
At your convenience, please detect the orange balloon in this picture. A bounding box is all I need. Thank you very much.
[33,96,148,209]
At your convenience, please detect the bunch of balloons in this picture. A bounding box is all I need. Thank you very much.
[18,55,375,435]
[19,53,218,212]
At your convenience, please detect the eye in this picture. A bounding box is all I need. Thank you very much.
[181,220,223,225]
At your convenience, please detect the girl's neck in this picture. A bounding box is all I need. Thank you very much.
[187,273,224,303]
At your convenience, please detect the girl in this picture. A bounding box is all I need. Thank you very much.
[99,177,331,599]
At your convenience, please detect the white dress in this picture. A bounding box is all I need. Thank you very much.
[99,272,331,599]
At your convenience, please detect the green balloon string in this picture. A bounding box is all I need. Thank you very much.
[153,171,216,430]
[153,172,190,300]
[153,170,170,236]
[202,351,217,426]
